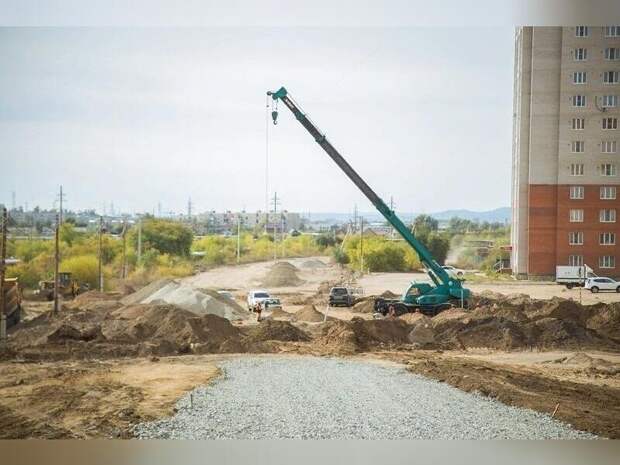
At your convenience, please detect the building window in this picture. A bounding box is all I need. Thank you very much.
[599,256,616,269]
[576,26,589,37]
[573,71,587,84]
[569,232,584,245]
[604,26,620,37]
[602,95,618,108]
[601,141,617,153]
[572,141,585,153]
[603,71,619,84]
[600,186,617,199]
[570,186,585,199]
[572,95,586,107]
[600,209,617,222]
[569,255,584,266]
[603,118,618,130]
[605,47,620,61]
[600,232,616,245]
[570,163,584,176]
[571,118,585,130]
[574,48,587,61]
[570,209,584,222]
[600,163,617,176]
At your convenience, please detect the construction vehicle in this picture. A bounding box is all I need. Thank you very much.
[2,277,22,329]
[267,86,470,315]
[37,272,89,301]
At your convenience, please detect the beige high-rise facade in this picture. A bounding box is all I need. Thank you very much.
[512,26,620,279]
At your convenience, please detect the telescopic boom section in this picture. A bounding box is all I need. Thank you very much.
[268,86,460,290]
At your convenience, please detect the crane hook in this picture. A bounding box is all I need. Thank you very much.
[271,110,278,125]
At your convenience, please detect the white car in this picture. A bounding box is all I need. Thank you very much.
[442,265,465,278]
[247,289,271,310]
[585,277,620,293]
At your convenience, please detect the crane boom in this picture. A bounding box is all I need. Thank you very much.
[267,87,467,298]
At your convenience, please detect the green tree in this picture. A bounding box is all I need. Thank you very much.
[412,214,438,237]
[137,219,194,257]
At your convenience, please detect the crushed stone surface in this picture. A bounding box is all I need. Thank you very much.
[133,357,596,439]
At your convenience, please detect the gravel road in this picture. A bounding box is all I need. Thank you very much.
[133,357,595,439]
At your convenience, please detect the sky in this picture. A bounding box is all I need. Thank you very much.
[0,26,515,215]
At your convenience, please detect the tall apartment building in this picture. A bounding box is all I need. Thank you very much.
[512,26,620,279]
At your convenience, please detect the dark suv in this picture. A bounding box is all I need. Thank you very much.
[329,287,354,307]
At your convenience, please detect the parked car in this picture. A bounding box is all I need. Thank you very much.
[328,287,355,307]
[264,298,283,311]
[442,265,465,278]
[585,277,620,293]
[247,289,271,310]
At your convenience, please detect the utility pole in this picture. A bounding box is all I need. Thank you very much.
[236,213,241,264]
[281,212,285,257]
[0,208,7,342]
[58,185,65,225]
[137,218,142,266]
[353,204,358,233]
[98,216,104,292]
[53,214,60,314]
[389,196,395,239]
[360,216,364,274]
[120,220,127,279]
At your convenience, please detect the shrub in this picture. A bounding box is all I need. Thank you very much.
[61,255,99,288]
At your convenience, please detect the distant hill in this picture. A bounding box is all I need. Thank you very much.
[306,207,511,225]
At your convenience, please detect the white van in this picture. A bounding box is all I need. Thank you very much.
[246,289,271,310]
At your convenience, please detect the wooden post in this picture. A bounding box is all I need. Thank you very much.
[360,216,364,274]
[236,214,241,264]
[0,208,7,341]
[53,214,60,314]
[137,218,142,266]
[98,216,104,292]
[121,221,127,279]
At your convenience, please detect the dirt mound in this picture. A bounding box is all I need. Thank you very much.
[294,305,327,322]
[261,262,304,287]
[380,290,399,298]
[315,318,413,354]
[399,312,427,324]
[243,320,310,343]
[316,320,359,354]
[64,291,122,312]
[585,303,620,340]
[300,259,327,269]
[269,308,294,319]
[351,299,375,313]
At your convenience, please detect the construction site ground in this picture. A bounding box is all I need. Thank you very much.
[1,257,619,439]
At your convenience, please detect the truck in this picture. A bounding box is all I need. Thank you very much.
[556,265,596,289]
[267,86,470,316]
[2,277,22,329]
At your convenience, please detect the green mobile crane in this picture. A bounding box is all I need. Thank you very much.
[267,86,470,315]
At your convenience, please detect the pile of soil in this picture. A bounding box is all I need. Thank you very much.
[7,302,247,359]
[380,290,399,299]
[294,305,327,322]
[120,279,172,306]
[269,308,294,319]
[242,320,310,343]
[351,299,375,313]
[64,291,122,312]
[402,296,620,351]
[315,318,413,354]
[261,262,304,287]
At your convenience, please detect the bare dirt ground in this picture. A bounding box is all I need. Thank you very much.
[0,356,219,438]
[1,257,619,439]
